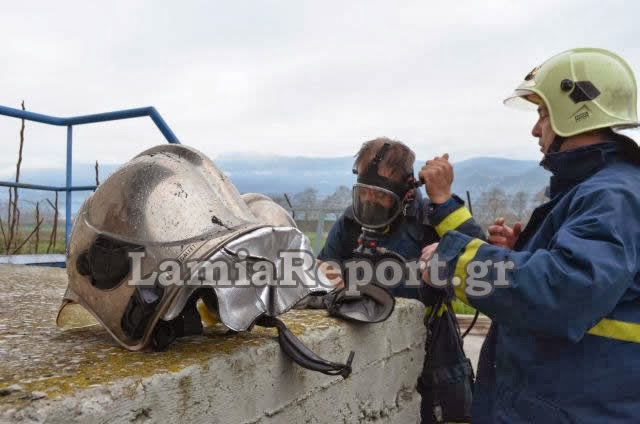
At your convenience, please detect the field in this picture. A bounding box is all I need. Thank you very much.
[0,224,66,255]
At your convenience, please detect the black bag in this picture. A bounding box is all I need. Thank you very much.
[417,294,474,423]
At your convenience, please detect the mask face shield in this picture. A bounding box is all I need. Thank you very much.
[352,183,403,229]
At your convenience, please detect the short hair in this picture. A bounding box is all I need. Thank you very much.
[353,137,415,180]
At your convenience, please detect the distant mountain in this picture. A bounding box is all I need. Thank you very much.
[0,164,121,216]
[216,155,357,197]
[0,164,122,189]
[450,157,549,198]
[216,155,549,199]
[0,155,549,213]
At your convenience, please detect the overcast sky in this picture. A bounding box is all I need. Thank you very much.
[1,0,639,176]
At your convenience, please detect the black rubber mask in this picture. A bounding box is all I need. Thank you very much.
[352,143,412,229]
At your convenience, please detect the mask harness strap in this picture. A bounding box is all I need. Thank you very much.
[257,316,355,378]
[353,142,418,235]
[369,142,390,172]
[354,143,410,199]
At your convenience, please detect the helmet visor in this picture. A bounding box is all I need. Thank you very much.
[504,89,540,111]
[352,184,402,229]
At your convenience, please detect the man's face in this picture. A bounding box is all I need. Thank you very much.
[358,186,395,208]
[531,102,557,155]
[356,165,398,209]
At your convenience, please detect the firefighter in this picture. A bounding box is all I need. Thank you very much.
[421,48,640,423]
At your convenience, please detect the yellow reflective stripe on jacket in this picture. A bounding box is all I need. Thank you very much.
[587,318,640,343]
[452,238,486,306]
[435,207,473,237]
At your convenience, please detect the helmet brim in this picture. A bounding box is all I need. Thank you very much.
[56,298,100,330]
[503,89,540,110]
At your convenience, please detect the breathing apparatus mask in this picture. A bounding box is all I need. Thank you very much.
[351,142,420,260]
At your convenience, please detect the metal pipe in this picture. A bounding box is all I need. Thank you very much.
[0,105,181,144]
[0,181,96,192]
[148,108,180,144]
[66,126,73,250]
[0,105,68,126]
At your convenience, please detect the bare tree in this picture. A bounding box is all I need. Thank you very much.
[34,202,40,254]
[11,218,44,255]
[293,187,319,219]
[46,193,59,254]
[473,186,530,230]
[0,218,7,250]
[533,187,549,205]
[293,187,318,208]
[7,101,26,252]
[4,198,9,250]
[475,187,509,227]
[322,185,351,209]
[511,191,529,218]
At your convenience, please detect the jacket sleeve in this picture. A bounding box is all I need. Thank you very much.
[427,194,485,240]
[317,213,350,262]
[435,188,639,342]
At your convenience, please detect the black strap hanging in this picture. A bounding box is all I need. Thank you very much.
[257,316,355,378]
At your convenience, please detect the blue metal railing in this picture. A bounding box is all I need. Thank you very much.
[0,105,180,252]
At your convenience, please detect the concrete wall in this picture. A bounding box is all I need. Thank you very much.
[0,264,427,424]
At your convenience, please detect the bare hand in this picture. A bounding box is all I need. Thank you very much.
[419,242,439,285]
[488,217,523,249]
[419,153,453,204]
[317,260,344,290]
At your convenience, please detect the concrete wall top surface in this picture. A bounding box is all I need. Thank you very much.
[0,264,427,423]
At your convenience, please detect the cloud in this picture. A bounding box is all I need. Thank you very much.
[0,0,638,172]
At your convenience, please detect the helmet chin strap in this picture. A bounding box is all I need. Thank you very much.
[540,135,567,169]
[548,135,567,154]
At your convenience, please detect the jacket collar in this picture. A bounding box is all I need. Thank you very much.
[543,141,620,198]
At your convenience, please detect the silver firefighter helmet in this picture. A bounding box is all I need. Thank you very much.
[57,145,324,352]
[241,192,296,228]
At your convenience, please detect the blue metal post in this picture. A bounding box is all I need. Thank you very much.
[66,126,73,250]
